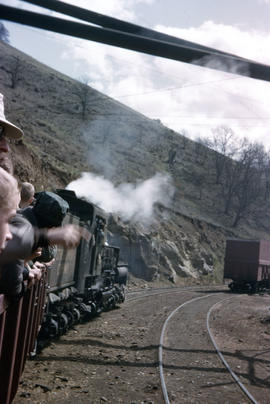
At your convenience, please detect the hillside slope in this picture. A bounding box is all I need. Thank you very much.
[1,40,270,284]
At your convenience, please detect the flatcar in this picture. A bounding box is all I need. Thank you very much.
[37,189,128,350]
[224,238,270,293]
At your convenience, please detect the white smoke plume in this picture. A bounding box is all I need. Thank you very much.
[66,172,174,224]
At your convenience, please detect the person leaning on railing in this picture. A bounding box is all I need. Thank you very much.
[21,189,70,285]
[0,92,88,296]
[19,181,35,209]
[0,167,20,256]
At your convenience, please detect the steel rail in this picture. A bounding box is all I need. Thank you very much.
[126,285,226,295]
[126,288,193,303]
[158,293,215,404]
[206,297,260,404]
[125,285,223,303]
[159,293,260,404]
[1,5,270,82]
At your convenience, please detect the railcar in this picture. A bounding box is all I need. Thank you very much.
[224,238,270,293]
[37,189,127,350]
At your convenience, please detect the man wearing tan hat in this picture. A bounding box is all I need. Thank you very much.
[0,93,23,139]
[0,92,23,174]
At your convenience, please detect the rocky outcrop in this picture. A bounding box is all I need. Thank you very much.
[108,211,225,284]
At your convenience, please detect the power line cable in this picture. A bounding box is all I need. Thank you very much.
[112,76,241,98]
[149,115,270,120]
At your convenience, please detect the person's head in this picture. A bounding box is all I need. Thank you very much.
[20,181,35,208]
[0,92,23,174]
[0,167,20,253]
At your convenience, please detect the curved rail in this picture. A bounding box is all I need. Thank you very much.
[159,294,214,404]
[126,285,226,303]
[126,287,191,303]
[159,293,260,404]
[206,297,259,404]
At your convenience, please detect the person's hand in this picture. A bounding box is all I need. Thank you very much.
[33,261,45,270]
[25,247,42,263]
[44,257,55,267]
[27,264,43,287]
[47,225,91,248]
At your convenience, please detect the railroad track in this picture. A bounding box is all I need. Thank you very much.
[13,285,269,404]
[158,292,261,404]
[125,284,226,302]
[127,286,264,403]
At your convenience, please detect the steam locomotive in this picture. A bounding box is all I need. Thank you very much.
[37,189,128,350]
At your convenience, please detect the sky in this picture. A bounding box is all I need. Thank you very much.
[2,0,270,148]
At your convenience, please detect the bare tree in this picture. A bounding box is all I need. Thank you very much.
[232,141,266,227]
[221,157,241,214]
[194,137,208,165]
[205,126,237,185]
[0,22,9,44]
[8,56,22,89]
[165,145,177,170]
[219,136,248,214]
[192,171,205,200]
[262,155,270,201]
[72,76,92,120]
[180,130,189,149]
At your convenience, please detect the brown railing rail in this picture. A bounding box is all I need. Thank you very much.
[0,272,47,404]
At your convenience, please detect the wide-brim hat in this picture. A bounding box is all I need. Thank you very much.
[0,93,23,139]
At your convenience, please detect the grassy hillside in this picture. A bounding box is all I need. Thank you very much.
[1,40,270,283]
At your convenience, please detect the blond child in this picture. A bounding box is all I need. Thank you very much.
[0,167,20,254]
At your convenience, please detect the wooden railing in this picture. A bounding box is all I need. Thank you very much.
[0,272,47,404]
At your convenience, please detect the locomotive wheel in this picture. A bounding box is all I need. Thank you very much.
[64,310,75,327]
[228,282,238,293]
[59,313,69,335]
[49,318,59,338]
[73,307,81,322]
